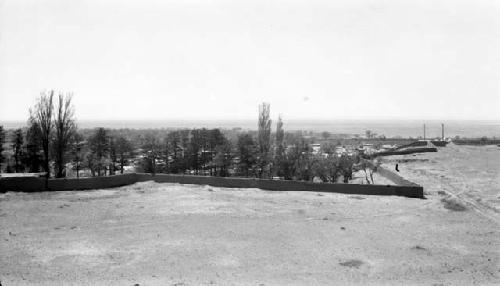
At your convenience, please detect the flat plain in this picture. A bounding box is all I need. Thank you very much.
[1,176,499,285]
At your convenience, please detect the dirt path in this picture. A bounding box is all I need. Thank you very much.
[1,182,498,285]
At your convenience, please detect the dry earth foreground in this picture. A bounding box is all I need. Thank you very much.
[1,174,499,285]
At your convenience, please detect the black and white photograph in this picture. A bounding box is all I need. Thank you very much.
[0,0,499,285]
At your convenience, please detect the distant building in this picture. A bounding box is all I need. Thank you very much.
[311,143,321,155]
[335,146,347,156]
[362,143,376,155]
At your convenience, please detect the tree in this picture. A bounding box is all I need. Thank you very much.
[84,151,97,177]
[320,141,339,156]
[108,136,117,175]
[213,139,232,177]
[257,102,272,178]
[358,157,380,184]
[25,122,43,173]
[70,132,85,178]
[115,135,133,174]
[358,158,372,184]
[11,128,25,172]
[287,139,313,181]
[321,131,331,140]
[89,128,109,176]
[365,130,372,139]
[167,130,185,173]
[0,125,5,172]
[30,91,54,185]
[188,129,203,174]
[142,132,160,175]
[53,93,76,178]
[237,133,258,177]
[339,154,355,183]
[312,155,340,183]
[208,129,225,175]
[274,116,285,177]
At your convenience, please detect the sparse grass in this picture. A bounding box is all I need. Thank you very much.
[411,245,427,251]
[339,259,364,268]
[441,196,467,211]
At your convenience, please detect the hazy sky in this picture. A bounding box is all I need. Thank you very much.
[0,0,499,121]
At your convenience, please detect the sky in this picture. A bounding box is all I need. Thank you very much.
[0,0,499,121]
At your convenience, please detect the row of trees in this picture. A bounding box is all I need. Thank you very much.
[0,96,370,184]
[135,103,362,183]
[0,91,76,182]
[0,91,136,183]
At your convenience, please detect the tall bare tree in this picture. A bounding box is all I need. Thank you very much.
[30,91,54,185]
[53,93,76,178]
[257,102,271,178]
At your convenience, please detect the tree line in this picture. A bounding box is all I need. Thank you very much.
[0,94,371,184]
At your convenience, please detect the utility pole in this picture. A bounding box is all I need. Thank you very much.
[423,124,426,140]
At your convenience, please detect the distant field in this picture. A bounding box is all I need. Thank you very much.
[1,181,498,285]
[382,143,500,223]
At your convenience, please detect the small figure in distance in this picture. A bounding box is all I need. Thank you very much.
[395,163,399,172]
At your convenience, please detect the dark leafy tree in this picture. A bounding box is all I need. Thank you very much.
[212,138,232,176]
[288,139,313,181]
[11,128,25,172]
[208,129,225,175]
[115,135,133,174]
[320,141,340,155]
[166,130,185,173]
[25,122,43,173]
[312,155,340,183]
[89,128,109,176]
[188,129,202,174]
[321,131,331,140]
[0,125,5,172]
[70,132,85,178]
[84,151,97,177]
[339,154,355,183]
[142,132,160,175]
[237,133,258,177]
[108,137,117,175]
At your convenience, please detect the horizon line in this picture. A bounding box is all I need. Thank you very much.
[2,117,500,123]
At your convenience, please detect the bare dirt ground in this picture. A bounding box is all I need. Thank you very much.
[1,180,499,285]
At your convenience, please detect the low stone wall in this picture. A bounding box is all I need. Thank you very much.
[0,172,424,198]
[376,147,437,157]
[136,173,424,198]
[395,141,428,150]
[376,166,419,187]
[0,173,138,192]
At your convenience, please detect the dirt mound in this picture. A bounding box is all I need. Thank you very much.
[441,196,467,211]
